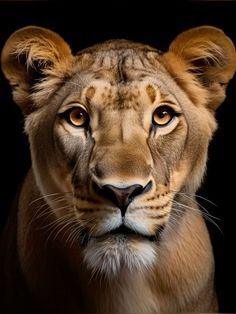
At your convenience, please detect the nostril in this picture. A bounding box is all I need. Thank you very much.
[92,181,152,216]
[142,180,152,194]
[128,185,144,200]
[90,165,105,179]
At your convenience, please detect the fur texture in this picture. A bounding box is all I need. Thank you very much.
[1,25,236,313]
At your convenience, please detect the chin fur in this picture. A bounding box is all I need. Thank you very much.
[83,235,157,278]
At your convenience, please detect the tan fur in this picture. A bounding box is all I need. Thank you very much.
[1,25,235,313]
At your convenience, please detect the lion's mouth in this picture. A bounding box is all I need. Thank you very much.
[80,224,164,245]
[108,225,157,241]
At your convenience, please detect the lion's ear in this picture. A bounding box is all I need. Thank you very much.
[1,26,74,114]
[165,26,236,110]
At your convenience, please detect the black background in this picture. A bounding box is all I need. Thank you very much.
[0,1,235,312]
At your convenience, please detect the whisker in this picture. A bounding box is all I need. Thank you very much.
[170,189,217,207]
[41,210,74,231]
[67,224,82,247]
[66,216,97,247]
[55,219,79,242]
[172,200,222,233]
[28,193,75,228]
[45,213,75,245]
[174,192,218,216]
[30,204,73,228]
[30,197,71,222]
[28,192,73,206]
[172,198,220,221]
[164,190,221,229]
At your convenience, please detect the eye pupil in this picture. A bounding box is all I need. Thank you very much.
[73,112,83,120]
[158,110,168,118]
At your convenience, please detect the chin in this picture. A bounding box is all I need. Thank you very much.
[82,234,157,278]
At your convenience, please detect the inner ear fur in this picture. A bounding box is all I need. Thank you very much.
[164,26,236,110]
[1,26,74,114]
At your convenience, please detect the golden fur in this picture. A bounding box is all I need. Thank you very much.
[0,25,236,313]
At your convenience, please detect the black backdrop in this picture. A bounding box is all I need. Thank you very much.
[0,1,235,312]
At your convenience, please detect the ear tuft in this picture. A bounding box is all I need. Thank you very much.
[165,26,236,109]
[1,26,74,114]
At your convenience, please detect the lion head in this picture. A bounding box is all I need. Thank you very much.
[2,26,236,277]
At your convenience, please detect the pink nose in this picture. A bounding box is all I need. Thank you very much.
[93,181,152,216]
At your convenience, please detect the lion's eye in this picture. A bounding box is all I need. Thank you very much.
[63,107,89,127]
[153,105,176,127]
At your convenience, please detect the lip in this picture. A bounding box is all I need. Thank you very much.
[80,224,165,245]
[108,225,157,241]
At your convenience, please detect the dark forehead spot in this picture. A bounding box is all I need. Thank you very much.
[146,85,156,103]
[85,86,96,102]
[140,74,148,79]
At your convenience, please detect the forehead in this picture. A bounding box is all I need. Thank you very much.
[75,44,164,83]
[62,46,181,109]
[83,80,178,111]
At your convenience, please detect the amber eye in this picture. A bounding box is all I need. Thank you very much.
[63,107,89,127]
[152,105,175,127]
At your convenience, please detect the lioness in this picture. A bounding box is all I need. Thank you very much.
[0,25,235,313]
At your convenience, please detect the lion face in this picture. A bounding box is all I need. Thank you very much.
[2,26,236,276]
[24,51,216,276]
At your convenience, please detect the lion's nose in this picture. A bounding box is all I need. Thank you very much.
[93,181,152,216]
